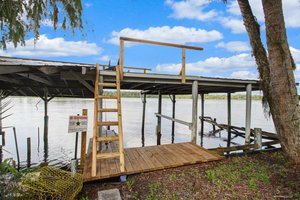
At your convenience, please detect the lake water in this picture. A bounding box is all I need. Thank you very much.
[1,97,275,166]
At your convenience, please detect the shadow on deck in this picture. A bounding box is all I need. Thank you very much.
[83,137,223,182]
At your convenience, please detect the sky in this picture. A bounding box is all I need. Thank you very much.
[1,0,300,82]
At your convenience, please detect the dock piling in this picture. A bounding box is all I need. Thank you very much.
[27,137,31,168]
[80,109,88,167]
[171,94,176,144]
[156,92,162,145]
[227,93,232,148]
[13,127,20,170]
[200,93,204,146]
[141,94,146,147]
[245,84,252,144]
[191,81,198,144]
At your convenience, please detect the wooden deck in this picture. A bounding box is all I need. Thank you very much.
[83,139,223,182]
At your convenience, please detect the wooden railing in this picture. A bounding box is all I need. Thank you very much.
[118,37,203,83]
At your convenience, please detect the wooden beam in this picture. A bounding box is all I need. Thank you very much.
[38,66,60,75]
[0,66,30,75]
[171,94,176,144]
[141,94,146,147]
[181,48,186,83]
[200,94,204,146]
[120,37,204,51]
[0,75,23,85]
[69,70,94,94]
[155,113,192,128]
[245,84,252,144]
[18,73,53,86]
[156,92,162,145]
[80,109,88,168]
[227,93,231,148]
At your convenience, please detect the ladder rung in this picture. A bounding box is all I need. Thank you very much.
[96,136,119,142]
[98,108,118,112]
[98,95,117,99]
[96,152,120,159]
[98,121,119,126]
[99,82,117,87]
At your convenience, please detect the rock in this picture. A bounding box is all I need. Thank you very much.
[98,188,122,200]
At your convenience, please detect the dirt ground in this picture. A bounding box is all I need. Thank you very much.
[80,150,300,200]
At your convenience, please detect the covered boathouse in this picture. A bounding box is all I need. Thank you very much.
[0,37,265,182]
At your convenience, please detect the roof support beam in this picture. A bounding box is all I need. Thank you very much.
[18,73,53,86]
[0,75,23,85]
[69,70,94,94]
[0,66,31,75]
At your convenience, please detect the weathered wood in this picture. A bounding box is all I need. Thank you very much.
[74,132,79,159]
[1,131,5,146]
[171,94,176,144]
[13,127,20,170]
[254,128,262,150]
[18,73,53,86]
[69,70,94,93]
[181,48,186,83]
[191,81,198,143]
[141,94,146,147]
[200,94,205,146]
[0,66,30,75]
[80,109,88,168]
[155,113,191,128]
[83,141,222,182]
[27,137,31,168]
[119,40,124,80]
[0,145,2,163]
[245,84,252,144]
[227,93,231,148]
[116,65,125,172]
[37,127,40,151]
[120,37,204,51]
[156,92,162,145]
[92,64,99,177]
[43,88,49,163]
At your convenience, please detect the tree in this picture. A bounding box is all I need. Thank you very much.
[236,0,300,164]
[0,0,83,49]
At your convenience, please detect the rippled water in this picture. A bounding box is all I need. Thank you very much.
[1,97,275,166]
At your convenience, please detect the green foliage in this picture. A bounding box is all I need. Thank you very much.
[146,182,161,200]
[126,178,134,191]
[0,0,83,49]
[0,158,17,174]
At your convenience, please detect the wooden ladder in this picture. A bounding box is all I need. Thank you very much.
[91,64,125,177]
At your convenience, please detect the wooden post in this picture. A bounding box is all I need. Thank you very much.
[245,84,252,144]
[254,128,262,150]
[156,92,162,145]
[27,137,31,168]
[171,94,176,144]
[80,109,88,167]
[191,81,198,144]
[43,88,49,163]
[0,145,2,163]
[13,127,20,170]
[181,48,186,83]
[120,40,124,80]
[227,93,232,148]
[1,131,5,146]
[200,93,205,146]
[141,94,146,147]
[37,127,40,152]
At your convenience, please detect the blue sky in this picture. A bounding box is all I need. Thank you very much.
[1,0,300,81]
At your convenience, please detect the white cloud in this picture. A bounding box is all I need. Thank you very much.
[228,0,300,28]
[230,71,258,80]
[98,55,113,62]
[220,17,246,34]
[215,41,250,52]
[0,35,101,57]
[165,0,217,21]
[290,47,300,63]
[84,3,92,8]
[107,26,223,45]
[156,53,256,74]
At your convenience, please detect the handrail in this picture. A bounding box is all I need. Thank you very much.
[155,113,192,130]
[119,37,203,83]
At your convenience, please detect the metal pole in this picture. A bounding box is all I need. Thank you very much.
[227,93,232,148]
[74,114,79,159]
[141,94,146,147]
[245,84,252,144]
[171,94,176,144]
[200,93,204,146]
[156,91,162,145]
[191,81,198,144]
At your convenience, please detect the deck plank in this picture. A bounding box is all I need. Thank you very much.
[83,141,223,182]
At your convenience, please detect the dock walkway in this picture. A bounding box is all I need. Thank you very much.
[83,134,223,182]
